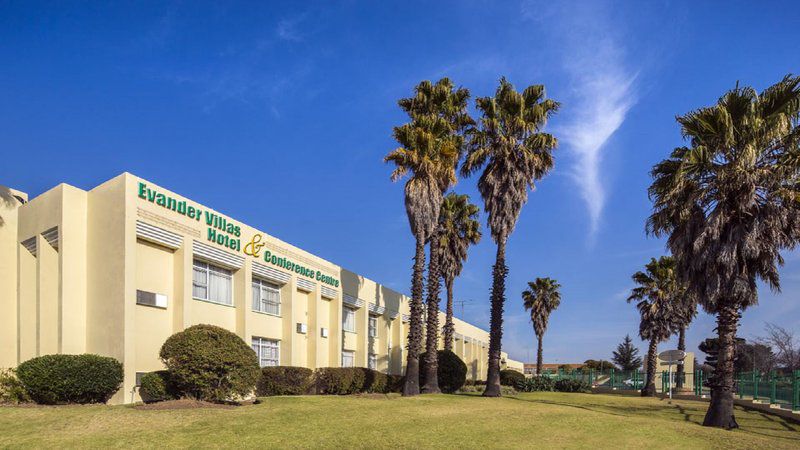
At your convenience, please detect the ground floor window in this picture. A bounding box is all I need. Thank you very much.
[368,353,377,370]
[342,350,355,368]
[192,260,233,305]
[252,337,279,367]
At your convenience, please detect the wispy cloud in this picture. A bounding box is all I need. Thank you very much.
[522,0,638,240]
[276,15,306,42]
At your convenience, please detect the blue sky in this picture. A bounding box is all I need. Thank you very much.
[2,1,799,364]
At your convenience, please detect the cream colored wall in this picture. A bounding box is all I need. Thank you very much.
[8,173,518,402]
[0,187,26,368]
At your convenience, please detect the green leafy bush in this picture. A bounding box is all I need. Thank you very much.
[458,385,517,395]
[387,374,405,393]
[554,379,591,393]
[257,366,314,396]
[159,324,260,402]
[420,350,468,393]
[15,354,123,404]
[499,369,525,386]
[314,367,390,394]
[0,368,30,404]
[139,370,180,404]
[516,376,555,392]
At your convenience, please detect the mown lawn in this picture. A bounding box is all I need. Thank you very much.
[0,392,797,449]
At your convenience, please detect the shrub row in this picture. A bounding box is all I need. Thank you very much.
[514,376,591,393]
[15,354,123,404]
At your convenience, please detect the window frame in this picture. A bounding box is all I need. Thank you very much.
[368,316,378,338]
[342,307,356,333]
[192,259,233,306]
[252,337,280,368]
[252,277,281,316]
[342,350,355,368]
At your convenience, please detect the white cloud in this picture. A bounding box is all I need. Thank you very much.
[276,15,305,42]
[522,0,638,239]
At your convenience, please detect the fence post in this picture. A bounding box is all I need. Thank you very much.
[770,371,777,405]
[793,370,799,412]
[754,372,760,401]
[694,370,700,396]
[610,368,615,390]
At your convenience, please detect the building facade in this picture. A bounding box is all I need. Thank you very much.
[0,173,522,404]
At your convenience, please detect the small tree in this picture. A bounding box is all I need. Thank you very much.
[757,323,800,371]
[160,324,260,403]
[612,335,643,371]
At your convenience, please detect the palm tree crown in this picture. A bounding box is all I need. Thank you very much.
[627,256,682,343]
[522,277,561,339]
[461,77,559,243]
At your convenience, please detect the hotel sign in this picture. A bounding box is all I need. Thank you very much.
[137,182,340,287]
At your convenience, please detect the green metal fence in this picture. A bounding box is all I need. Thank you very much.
[737,370,800,411]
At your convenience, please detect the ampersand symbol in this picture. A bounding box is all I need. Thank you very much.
[244,234,266,258]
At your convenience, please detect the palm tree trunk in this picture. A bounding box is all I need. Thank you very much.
[536,334,543,375]
[702,303,740,429]
[422,237,442,394]
[676,326,686,389]
[443,277,455,352]
[483,237,508,397]
[642,338,658,397]
[402,229,426,397]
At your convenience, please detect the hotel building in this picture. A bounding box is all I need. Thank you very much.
[0,173,523,404]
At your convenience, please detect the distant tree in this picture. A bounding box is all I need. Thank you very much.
[522,277,561,375]
[558,364,573,372]
[628,256,682,397]
[757,323,799,372]
[737,342,775,373]
[436,192,481,351]
[583,359,617,371]
[612,335,643,371]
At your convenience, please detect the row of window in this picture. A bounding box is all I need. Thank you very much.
[251,339,379,370]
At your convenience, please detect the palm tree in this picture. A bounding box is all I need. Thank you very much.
[627,256,682,397]
[385,78,470,396]
[461,78,559,397]
[436,192,481,352]
[647,75,800,428]
[674,290,697,389]
[521,277,561,375]
[0,186,17,227]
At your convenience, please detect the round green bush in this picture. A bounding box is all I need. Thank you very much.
[499,369,525,387]
[139,370,180,403]
[0,368,30,404]
[516,376,554,392]
[554,378,591,393]
[159,324,260,402]
[16,354,123,404]
[420,350,468,393]
[257,366,314,396]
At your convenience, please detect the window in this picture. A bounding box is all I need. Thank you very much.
[252,337,280,367]
[342,350,355,368]
[368,316,378,338]
[252,278,281,315]
[342,307,356,333]
[192,260,232,305]
[368,353,377,370]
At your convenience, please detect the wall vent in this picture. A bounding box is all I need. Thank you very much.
[136,290,168,308]
[21,236,37,256]
[41,227,59,250]
[136,221,182,249]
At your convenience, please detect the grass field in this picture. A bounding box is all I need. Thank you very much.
[0,392,798,449]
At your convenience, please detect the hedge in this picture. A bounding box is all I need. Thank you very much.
[0,368,30,404]
[139,370,180,403]
[257,366,314,396]
[160,324,260,402]
[15,354,123,404]
[419,350,467,393]
[515,376,555,392]
[499,369,525,386]
[314,368,390,394]
[554,378,591,393]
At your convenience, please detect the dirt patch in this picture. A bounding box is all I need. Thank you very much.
[134,399,238,410]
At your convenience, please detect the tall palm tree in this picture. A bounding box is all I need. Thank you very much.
[521,277,561,375]
[436,192,481,351]
[385,78,470,396]
[461,77,559,397]
[648,75,800,428]
[627,256,682,397]
[674,290,697,389]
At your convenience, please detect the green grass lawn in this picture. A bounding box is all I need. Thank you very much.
[0,392,797,449]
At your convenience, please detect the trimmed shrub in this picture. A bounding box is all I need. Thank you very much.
[499,369,525,387]
[159,324,260,402]
[420,350,468,393]
[387,374,405,393]
[0,368,30,404]
[459,385,517,396]
[554,379,591,393]
[516,376,555,392]
[257,366,314,396]
[315,367,391,394]
[139,370,180,404]
[16,354,123,404]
